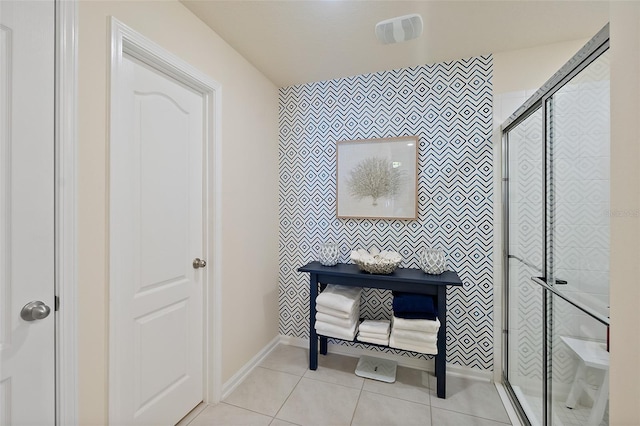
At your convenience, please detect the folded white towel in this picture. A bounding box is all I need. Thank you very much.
[317,303,357,320]
[357,334,389,346]
[389,335,438,354]
[390,328,437,344]
[392,316,440,333]
[359,319,390,335]
[316,285,362,314]
[358,331,389,341]
[315,320,357,341]
[317,312,358,328]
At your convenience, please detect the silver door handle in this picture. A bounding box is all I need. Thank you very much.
[193,258,207,269]
[20,301,51,321]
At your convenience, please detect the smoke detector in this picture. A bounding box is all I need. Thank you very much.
[375,14,423,44]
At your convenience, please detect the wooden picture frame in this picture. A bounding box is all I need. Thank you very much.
[336,136,418,220]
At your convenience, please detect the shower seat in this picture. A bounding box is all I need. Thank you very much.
[561,336,609,426]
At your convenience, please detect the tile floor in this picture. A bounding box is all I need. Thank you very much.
[181,344,512,426]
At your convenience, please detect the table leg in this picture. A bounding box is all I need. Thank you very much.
[436,287,447,398]
[309,273,318,370]
[320,336,328,355]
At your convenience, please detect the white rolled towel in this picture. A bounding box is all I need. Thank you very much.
[389,335,438,355]
[392,316,440,333]
[316,285,362,314]
[316,312,358,329]
[390,328,437,344]
[359,319,390,335]
[317,302,359,320]
[315,320,357,341]
[357,334,389,346]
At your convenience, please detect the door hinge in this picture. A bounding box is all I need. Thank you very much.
[55,296,60,311]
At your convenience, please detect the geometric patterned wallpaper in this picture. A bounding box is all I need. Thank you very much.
[278,55,494,370]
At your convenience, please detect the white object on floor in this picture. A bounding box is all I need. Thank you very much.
[560,336,609,426]
[355,355,397,383]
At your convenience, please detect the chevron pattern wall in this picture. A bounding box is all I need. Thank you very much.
[278,55,494,370]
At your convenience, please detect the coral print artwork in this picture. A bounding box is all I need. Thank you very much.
[337,136,418,220]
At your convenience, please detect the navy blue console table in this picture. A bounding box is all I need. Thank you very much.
[298,261,463,399]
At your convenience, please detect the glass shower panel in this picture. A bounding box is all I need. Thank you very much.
[548,50,610,426]
[507,107,544,426]
[550,295,609,426]
[548,51,610,312]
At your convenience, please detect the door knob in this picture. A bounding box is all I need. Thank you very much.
[193,258,207,269]
[20,301,51,321]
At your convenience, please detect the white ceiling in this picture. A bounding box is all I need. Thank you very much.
[180,0,609,87]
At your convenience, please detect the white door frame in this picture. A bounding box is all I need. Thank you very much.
[108,17,223,420]
[55,0,78,424]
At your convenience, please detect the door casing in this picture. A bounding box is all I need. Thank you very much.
[108,18,223,421]
[55,1,79,423]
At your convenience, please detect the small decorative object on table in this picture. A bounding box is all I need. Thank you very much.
[419,247,447,275]
[350,247,402,274]
[318,242,339,266]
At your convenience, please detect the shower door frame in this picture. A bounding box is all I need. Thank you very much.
[501,24,610,426]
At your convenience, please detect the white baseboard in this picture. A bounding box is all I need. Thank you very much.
[221,336,280,400]
[279,335,493,381]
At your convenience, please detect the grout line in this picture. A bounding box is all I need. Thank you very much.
[358,386,431,407]
[429,406,512,425]
[271,372,304,422]
[349,385,364,426]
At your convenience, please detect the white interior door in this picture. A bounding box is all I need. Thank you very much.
[0,1,56,425]
[110,54,205,425]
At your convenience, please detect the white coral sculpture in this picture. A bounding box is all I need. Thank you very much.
[346,156,404,206]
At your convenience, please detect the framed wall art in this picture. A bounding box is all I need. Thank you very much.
[336,136,418,220]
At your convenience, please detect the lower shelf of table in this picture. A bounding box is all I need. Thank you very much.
[316,333,438,356]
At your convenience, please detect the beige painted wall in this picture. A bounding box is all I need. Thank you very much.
[78,1,279,424]
[610,2,640,424]
[493,38,588,96]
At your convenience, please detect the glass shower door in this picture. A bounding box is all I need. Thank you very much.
[503,25,610,425]
[547,50,610,426]
[506,107,545,426]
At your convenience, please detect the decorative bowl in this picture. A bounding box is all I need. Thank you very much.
[419,247,447,274]
[350,247,402,274]
[318,242,339,266]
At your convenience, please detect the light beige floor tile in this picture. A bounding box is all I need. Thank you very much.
[261,344,309,376]
[303,353,364,389]
[224,367,301,416]
[428,375,511,424]
[362,366,430,405]
[269,418,300,426]
[351,391,432,426]
[276,377,361,426]
[189,403,273,426]
[431,407,512,425]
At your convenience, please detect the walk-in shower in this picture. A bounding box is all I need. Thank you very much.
[502,25,610,426]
